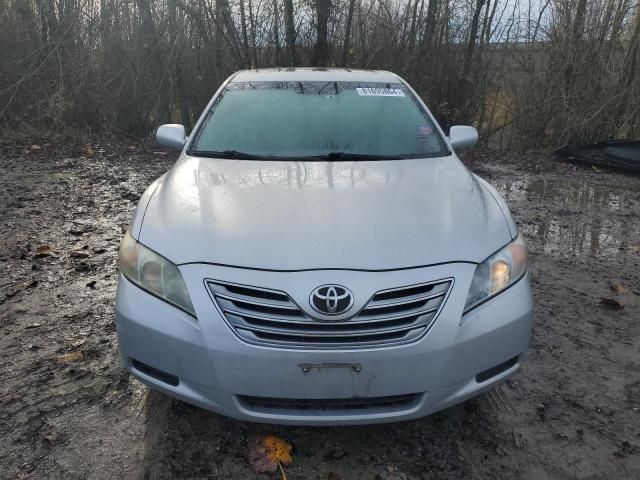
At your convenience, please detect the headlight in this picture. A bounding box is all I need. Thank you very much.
[464,234,529,313]
[119,232,196,317]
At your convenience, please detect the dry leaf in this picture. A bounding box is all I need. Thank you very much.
[56,351,84,364]
[248,437,278,473]
[263,436,292,465]
[609,282,626,294]
[30,144,41,150]
[600,297,624,309]
[33,245,54,257]
[70,250,90,258]
[82,145,95,157]
[248,435,293,475]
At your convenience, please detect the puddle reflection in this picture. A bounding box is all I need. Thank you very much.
[493,177,640,258]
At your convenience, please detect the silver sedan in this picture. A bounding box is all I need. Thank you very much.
[115,68,533,425]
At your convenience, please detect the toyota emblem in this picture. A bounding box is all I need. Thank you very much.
[309,285,354,316]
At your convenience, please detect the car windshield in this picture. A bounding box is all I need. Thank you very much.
[188,81,449,160]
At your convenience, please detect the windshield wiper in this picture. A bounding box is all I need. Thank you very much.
[310,152,409,161]
[190,150,427,161]
[190,150,266,160]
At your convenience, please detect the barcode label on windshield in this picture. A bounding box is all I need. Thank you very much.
[356,88,405,97]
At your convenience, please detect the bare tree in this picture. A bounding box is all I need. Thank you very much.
[1,0,639,148]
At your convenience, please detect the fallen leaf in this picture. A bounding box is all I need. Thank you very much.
[56,351,84,364]
[248,438,277,473]
[69,250,90,258]
[264,436,292,465]
[71,339,86,347]
[5,280,38,299]
[26,323,41,329]
[248,435,293,475]
[30,144,41,150]
[0,391,16,403]
[600,297,624,309]
[33,245,54,257]
[42,434,59,446]
[82,145,95,157]
[609,282,626,294]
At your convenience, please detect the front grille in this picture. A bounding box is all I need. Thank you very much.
[206,278,452,348]
[237,393,422,412]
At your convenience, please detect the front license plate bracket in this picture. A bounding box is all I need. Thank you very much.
[298,362,362,374]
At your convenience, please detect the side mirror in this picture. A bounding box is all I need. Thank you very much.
[157,124,186,149]
[449,125,478,150]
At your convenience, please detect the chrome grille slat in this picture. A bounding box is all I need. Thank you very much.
[365,289,447,309]
[215,297,305,318]
[209,281,290,301]
[232,316,431,337]
[235,324,428,338]
[223,309,312,324]
[214,292,299,310]
[206,279,452,349]
[239,328,424,346]
[370,281,449,301]
[225,308,435,326]
[357,296,442,318]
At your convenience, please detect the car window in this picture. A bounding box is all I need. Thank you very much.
[189,81,449,159]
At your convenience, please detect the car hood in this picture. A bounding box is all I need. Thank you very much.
[139,154,513,270]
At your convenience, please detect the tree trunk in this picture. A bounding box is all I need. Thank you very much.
[622,9,640,87]
[239,0,250,67]
[284,0,296,65]
[273,0,281,66]
[136,0,170,123]
[248,0,258,67]
[341,0,356,66]
[408,0,421,50]
[421,0,438,53]
[462,0,486,78]
[214,0,225,80]
[314,0,330,66]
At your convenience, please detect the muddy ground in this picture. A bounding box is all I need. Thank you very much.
[1,143,639,480]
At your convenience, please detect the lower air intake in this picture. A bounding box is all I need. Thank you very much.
[237,393,422,412]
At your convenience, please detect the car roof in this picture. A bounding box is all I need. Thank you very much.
[230,68,403,83]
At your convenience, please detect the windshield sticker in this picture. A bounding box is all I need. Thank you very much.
[356,88,405,97]
[417,125,434,141]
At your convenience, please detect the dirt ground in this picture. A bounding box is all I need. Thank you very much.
[1,143,639,480]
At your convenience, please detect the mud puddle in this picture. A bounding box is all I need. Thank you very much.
[1,145,639,479]
[494,175,640,259]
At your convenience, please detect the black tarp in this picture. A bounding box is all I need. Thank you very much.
[555,140,640,173]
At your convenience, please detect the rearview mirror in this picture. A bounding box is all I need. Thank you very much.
[449,126,478,150]
[157,124,186,149]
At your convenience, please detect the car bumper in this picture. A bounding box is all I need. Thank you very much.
[115,263,533,425]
